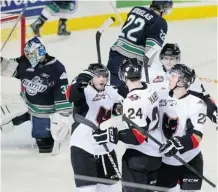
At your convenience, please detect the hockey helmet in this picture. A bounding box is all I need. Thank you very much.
[160,43,181,71]
[118,58,142,82]
[150,0,173,15]
[169,64,195,88]
[88,63,109,77]
[24,36,47,67]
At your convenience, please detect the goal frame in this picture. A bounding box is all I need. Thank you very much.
[0,14,26,55]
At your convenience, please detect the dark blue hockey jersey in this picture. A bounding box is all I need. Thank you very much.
[112,6,168,62]
[13,54,72,118]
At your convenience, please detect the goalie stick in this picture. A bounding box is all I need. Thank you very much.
[96,17,115,63]
[122,115,216,188]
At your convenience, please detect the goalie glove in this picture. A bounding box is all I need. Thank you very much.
[49,113,71,143]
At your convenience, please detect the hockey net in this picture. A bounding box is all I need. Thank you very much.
[0,14,26,106]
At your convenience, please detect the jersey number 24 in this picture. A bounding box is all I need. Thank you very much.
[120,14,145,42]
[127,106,159,131]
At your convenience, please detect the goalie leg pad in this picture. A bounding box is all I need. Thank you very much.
[31,116,52,138]
[36,137,54,153]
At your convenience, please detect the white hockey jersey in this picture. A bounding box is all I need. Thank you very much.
[141,63,209,97]
[159,90,207,165]
[122,83,162,157]
[70,85,123,155]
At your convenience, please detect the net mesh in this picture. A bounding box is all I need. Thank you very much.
[1,14,25,106]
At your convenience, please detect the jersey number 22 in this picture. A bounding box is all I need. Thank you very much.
[120,14,145,42]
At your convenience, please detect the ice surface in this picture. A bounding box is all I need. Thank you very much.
[1,18,217,192]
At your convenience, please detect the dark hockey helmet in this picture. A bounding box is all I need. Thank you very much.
[160,43,181,59]
[169,64,195,88]
[88,63,109,77]
[150,0,173,15]
[160,43,181,70]
[118,58,142,82]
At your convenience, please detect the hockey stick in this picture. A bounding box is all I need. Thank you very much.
[72,112,122,179]
[108,0,124,26]
[143,56,150,84]
[122,115,216,188]
[1,4,28,53]
[73,113,172,192]
[96,17,115,63]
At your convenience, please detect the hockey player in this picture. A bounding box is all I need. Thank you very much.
[157,64,206,191]
[66,63,123,192]
[93,59,163,192]
[0,36,72,153]
[30,0,77,36]
[107,0,173,86]
[152,43,217,124]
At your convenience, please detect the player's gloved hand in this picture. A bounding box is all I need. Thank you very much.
[76,70,94,88]
[92,127,119,145]
[204,97,217,124]
[159,137,184,157]
[49,112,71,143]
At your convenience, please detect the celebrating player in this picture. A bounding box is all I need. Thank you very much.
[1,36,72,154]
[66,63,123,192]
[150,43,217,124]
[93,59,162,192]
[107,0,173,86]
[31,0,77,36]
[157,64,206,191]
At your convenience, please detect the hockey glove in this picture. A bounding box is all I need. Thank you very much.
[49,113,71,143]
[92,127,119,145]
[76,70,94,88]
[159,137,184,157]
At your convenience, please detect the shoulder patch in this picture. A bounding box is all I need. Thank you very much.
[128,94,141,101]
[152,75,164,83]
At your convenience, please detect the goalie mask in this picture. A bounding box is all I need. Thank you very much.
[118,58,142,82]
[167,64,195,90]
[24,37,47,68]
[160,43,181,71]
[88,63,109,91]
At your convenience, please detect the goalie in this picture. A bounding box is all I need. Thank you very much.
[0,36,73,154]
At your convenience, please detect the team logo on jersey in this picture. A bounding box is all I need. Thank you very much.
[128,94,141,101]
[162,113,179,139]
[152,75,164,83]
[92,93,106,101]
[22,76,48,96]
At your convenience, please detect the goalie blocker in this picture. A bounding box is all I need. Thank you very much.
[0,37,72,154]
